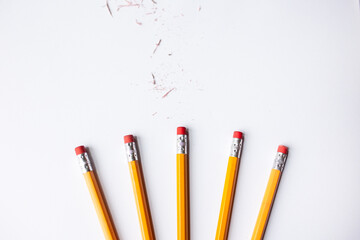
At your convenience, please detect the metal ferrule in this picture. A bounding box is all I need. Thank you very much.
[272,152,287,172]
[125,142,139,162]
[177,134,188,154]
[76,152,93,173]
[230,138,243,158]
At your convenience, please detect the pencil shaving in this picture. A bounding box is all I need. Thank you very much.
[162,88,175,98]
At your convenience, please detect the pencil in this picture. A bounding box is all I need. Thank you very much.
[251,145,288,240]
[177,127,189,240]
[124,135,155,240]
[74,146,119,240]
[215,131,244,240]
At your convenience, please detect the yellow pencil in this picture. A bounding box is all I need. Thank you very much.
[124,135,155,240]
[177,127,189,240]
[75,146,119,240]
[251,145,288,240]
[215,131,244,240]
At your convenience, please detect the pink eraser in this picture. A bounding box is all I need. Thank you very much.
[75,146,86,155]
[277,145,288,154]
[124,135,134,143]
[177,127,187,135]
[233,131,243,139]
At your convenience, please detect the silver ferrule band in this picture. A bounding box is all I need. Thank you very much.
[177,134,188,154]
[125,142,139,162]
[230,138,243,158]
[272,152,287,172]
[77,152,93,173]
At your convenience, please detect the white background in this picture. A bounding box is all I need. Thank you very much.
[0,0,360,239]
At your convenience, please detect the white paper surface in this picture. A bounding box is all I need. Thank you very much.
[0,0,359,239]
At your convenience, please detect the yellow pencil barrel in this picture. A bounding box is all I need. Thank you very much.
[177,153,189,240]
[215,131,243,240]
[75,146,119,240]
[84,171,119,240]
[215,156,240,240]
[125,135,155,240]
[251,169,281,240]
[129,160,155,240]
[251,145,288,240]
[177,127,189,240]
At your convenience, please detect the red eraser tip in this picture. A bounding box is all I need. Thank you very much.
[124,135,134,143]
[277,145,288,154]
[75,146,86,155]
[177,127,187,135]
[233,131,243,139]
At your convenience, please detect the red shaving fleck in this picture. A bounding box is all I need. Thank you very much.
[151,0,157,4]
[154,85,166,91]
[117,0,140,11]
[135,19,142,25]
[153,39,162,54]
[162,88,175,98]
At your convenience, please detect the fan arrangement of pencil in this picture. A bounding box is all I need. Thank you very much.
[74,127,289,240]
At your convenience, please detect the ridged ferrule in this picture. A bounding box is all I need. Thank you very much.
[76,152,93,173]
[177,134,188,154]
[230,138,243,158]
[125,142,139,162]
[272,152,287,172]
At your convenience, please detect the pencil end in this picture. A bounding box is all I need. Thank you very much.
[277,145,288,154]
[177,127,187,135]
[124,135,134,143]
[75,146,86,155]
[233,131,243,139]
